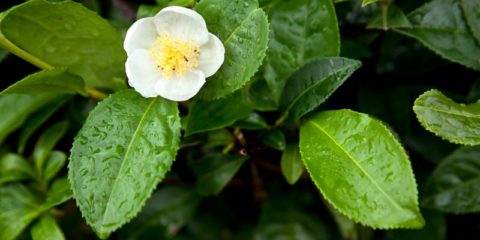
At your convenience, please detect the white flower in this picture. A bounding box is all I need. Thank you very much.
[124,6,225,101]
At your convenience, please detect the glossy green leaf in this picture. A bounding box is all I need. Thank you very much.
[413,89,480,145]
[43,151,67,182]
[264,0,340,104]
[281,144,304,185]
[190,154,248,196]
[280,58,361,121]
[31,214,65,240]
[42,178,72,209]
[300,109,424,228]
[392,0,480,70]
[461,0,480,44]
[262,130,286,151]
[205,129,234,148]
[33,121,68,173]
[195,0,269,100]
[0,153,34,185]
[0,93,62,144]
[233,112,269,130]
[18,98,69,154]
[0,0,126,88]
[0,184,42,240]
[422,146,480,213]
[1,69,86,96]
[69,90,181,238]
[185,91,253,136]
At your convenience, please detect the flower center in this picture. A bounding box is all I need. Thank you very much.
[149,33,201,79]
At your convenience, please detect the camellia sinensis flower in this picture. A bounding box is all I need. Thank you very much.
[124,6,225,101]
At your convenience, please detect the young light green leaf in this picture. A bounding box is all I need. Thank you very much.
[281,144,304,185]
[31,214,65,240]
[195,0,269,100]
[43,151,67,182]
[0,184,42,240]
[42,178,72,209]
[264,0,340,104]
[413,89,480,146]
[280,58,361,121]
[392,0,480,70]
[185,91,253,136]
[0,0,126,88]
[33,121,69,173]
[422,146,480,213]
[0,93,62,144]
[189,154,248,196]
[0,153,34,185]
[461,0,480,44]
[69,90,181,238]
[18,98,69,154]
[300,109,424,229]
[262,130,286,151]
[0,69,86,96]
[233,112,269,130]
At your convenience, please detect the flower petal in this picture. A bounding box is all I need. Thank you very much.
[126,49,163,98]
[197,33,225,77]
[154,6,209,45]
[124,17,157,56]
[154,70,206,101]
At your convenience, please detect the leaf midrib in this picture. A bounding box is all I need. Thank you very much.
[223,8,259,44]
[309,120,405,213]
[99,98,157,232]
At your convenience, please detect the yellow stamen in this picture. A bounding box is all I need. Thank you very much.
[149,33,200,78]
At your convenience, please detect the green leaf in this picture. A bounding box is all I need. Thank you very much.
[461,0,480,44]
[33,121,68,173]
[195,0,269,100]
[43,151,67,182]
[42,178,72,209]
[0,0,126,88]
[1,69,86,96]
[392,0,480,70]
[18,98,69,154]
[280,144,304,185]
[0,93,62,144]
[0,153,34,185]
[69,89,181,238]
[185,91,253,136]
[263,0,340,104]
[300,109,424,229]
[367,4,412,30]
[422,146,480,213]
[233,112,269,130]
[0,184,42,240]
[324,200,358,240]
[189,154,248,196]
[262,130,286,151]
[280,58,361,121]
[31,214,65,240]
[413,89,480,146]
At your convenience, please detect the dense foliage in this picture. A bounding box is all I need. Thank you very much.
[0,0,479,239]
